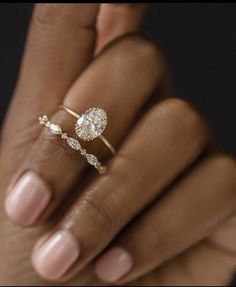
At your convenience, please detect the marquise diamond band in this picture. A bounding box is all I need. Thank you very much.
[38,115,106,175]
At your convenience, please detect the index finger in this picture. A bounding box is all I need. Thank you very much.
[0,4,99,188]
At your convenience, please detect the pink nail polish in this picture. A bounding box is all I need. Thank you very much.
[32,230,80,280]
[5,171,51,226]
[95,247,133,283]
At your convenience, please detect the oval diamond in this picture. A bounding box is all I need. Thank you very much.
[75,107,107,141]
[49,123,62,134]
[67,138,81,150]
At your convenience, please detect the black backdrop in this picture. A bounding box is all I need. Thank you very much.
[0,3,236,285]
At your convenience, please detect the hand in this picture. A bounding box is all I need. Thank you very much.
[0,4,235,286]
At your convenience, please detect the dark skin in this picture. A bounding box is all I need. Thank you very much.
[0,4,236,285]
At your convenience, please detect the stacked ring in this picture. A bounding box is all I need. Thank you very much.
[38,115,107,175]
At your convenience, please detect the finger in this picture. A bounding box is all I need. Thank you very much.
[96,4,148,53]
[95,154,236,284]
[31,98,209,282]
[0,4,99,187]
[209,217,236,253]
[4,35,167,226]
[131,240,236,286]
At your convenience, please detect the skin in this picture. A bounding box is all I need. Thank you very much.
[0,3,236,286]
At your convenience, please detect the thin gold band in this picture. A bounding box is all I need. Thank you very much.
[59,105,116,155]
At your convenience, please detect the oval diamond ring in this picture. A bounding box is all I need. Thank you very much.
[59,105,116,155]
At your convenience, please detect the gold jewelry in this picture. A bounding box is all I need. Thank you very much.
[59,105,116,155]
[38,115,106,175]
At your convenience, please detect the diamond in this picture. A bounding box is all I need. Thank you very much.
[67,138,81,150]
[86,154,99,166]
[48,123,62,134]
[75,107,107,141]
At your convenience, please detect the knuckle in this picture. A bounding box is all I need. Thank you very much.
[209,154,236,208]
[212,154,236,176]
[126,35,161,61]
[218,154,236,170]
[154,98,208,139]
[115,34,165,71]
[214,154,236,184]
[82,192,121,234]
[165,98,201,126]
[33,4,66,28]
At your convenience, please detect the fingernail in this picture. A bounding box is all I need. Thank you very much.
[95,247,133,283]
[5,171,51,226]
[32,230,80,280]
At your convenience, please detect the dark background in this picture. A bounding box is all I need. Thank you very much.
[0,3,235,285]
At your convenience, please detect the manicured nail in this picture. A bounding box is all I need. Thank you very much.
[95,247,133,283]
[5,171,51,226]
[32,230,80,280]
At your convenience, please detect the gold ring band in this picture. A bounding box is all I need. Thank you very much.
[59,105,116,155]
